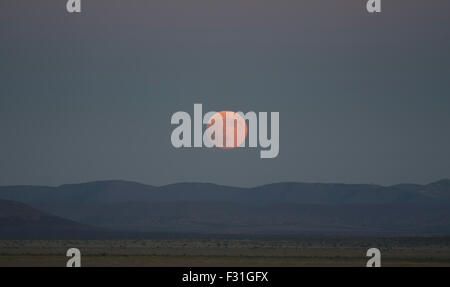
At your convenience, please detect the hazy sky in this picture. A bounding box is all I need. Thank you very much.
[0,0,449,187]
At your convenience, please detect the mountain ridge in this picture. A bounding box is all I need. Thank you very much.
[0,199,105,239]
[1,179,449,236]
[1,179,450,206]
[2,178,449,189]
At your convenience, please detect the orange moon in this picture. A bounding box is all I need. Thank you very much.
[206,111,248,149]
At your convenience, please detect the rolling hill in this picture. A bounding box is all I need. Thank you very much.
[0,180,449,236]
[0,199,108,239]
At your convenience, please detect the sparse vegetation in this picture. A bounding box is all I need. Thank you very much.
[0,237,449,267]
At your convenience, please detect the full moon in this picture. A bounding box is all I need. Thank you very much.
[206,111,248,148]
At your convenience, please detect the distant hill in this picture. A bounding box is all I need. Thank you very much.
[0,180,449,236]
[0,199,98,239]
[0,199,140,240]
[1,179,450,205]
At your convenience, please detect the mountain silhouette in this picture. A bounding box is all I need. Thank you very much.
[0,199,106,239]
[0,180,449,236]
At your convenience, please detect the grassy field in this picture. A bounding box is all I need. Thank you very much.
[1,237,449,267]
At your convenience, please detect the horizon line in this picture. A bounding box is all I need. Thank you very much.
[1,178,449,190]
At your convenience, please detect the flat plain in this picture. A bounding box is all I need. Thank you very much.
[0,237,449,267]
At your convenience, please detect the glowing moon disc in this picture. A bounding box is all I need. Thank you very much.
[206,111,248,149]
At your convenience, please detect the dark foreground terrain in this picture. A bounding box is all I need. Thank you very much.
[1,237,449,267]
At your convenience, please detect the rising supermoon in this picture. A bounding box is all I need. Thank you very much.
[206,111,248,149]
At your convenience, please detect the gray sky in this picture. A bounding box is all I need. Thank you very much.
[0,0,449,187]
